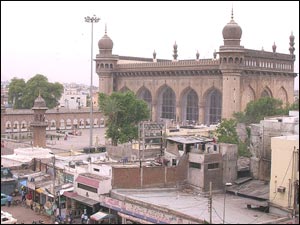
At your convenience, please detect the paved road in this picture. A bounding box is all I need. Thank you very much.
[1,127,106,155]
[1,196,53,224]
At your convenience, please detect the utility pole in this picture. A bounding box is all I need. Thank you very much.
[209,181,212,224]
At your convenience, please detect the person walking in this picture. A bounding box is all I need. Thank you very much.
[21,189,26,202]
[7,195,12,207]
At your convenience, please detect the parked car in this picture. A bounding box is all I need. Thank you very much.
[1,193,8,206]
[1,211,17,224]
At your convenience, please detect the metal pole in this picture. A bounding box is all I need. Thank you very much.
[89,21,93,150]
[85,15,100,151]
[209,182,212,224]
[223,185,226,224]
[52,155,56,219]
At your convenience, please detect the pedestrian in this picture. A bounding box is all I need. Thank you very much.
[81,213,85,224]
[21,189,26,202]
[7,195,12,207]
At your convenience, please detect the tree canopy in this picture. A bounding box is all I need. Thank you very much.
[215,118,251,157]
[8,74,63,109]
[99,91,150,146]
[234,97,286,124]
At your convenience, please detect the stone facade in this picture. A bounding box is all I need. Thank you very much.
[1,107,103,135]
[95,13,296,125]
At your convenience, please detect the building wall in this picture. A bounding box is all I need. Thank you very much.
[203,154,223,191]
[269,135,299,209]
[219,143,238,184]
[1,108,103,134]
[112,162,187,189]
[250,117,299,181]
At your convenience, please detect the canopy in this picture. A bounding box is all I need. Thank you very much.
[90,211,114,221]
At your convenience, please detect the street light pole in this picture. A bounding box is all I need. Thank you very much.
[223,182,232,224]
[84,15,100,150]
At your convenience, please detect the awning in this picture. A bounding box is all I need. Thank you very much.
[63,192,99,207]
[118,212,154,224]
[75,176,99,188]
[35,188,44,194]
[90,211,112,221]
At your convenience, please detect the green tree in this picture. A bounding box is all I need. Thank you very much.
[234,97,285,124]
[8,77,26,109]
[215,119,239,144]
[8,74,63,109]
[99,91,150,146]
[215,119,251,157]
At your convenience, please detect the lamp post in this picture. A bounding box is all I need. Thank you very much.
[223,182,232,224]
[50,152,57,219]
[84,15,100,150]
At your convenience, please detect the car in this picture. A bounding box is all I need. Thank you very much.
[1,193,8,206]
[1,211,18,224]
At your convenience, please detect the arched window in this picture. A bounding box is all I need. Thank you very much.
[205,89,222,125]
[138,88,152,118]
[185,90,199,122]
[161,87,176,120]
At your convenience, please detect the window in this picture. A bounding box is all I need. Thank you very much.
[161,87,176,119]
[189,162,201,169]
[93,168,100,172]
[186,90,199,122]
[208,163,219,169]
[77,183,97,193]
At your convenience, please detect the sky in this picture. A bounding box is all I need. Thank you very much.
[1,1,299,90]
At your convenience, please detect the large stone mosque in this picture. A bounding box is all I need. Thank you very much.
[1,11,297,136]
[96,11,296,125]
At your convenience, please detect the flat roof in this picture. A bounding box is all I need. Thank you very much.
[112,188,283,224]
[167,136,213,144]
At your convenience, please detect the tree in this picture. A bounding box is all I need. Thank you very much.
[8,74,63,109]
[215,118,251,157]
[234,97,285,124]
[8,77,26,109]
[99,91,150,146]
[215,119,239,144]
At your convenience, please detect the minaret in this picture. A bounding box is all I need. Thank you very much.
[289,32,295,55]
[95,25,118,94]
[31,93,48,148]
[272,42,277,53]
[196,50,200,60]
[173,41,178,61]
[219,8,244,119]
[153,50,157,62]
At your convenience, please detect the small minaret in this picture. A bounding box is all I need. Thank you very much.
[289,32,295,55]
[213,49,217,59]
[272,42,276,53]
[31,93,48,148]
[196,50,200,60]
[153,50,157,62]
[173,41,178,61]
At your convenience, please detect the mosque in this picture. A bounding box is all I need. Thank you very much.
[95,11,296,125]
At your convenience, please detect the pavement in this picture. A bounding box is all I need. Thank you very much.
[1,195,53,224]
[1,128,106,155]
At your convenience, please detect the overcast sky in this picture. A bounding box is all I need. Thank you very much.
[1,1,299,90]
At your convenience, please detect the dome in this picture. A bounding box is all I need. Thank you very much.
[222,11,242,46]
[98,33,113,50]
[222,19,242,40]
[33,94,47,108]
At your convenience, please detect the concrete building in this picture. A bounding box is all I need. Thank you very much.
[269,135,299,216]
[95,11,296,125]
[59,87,87,109]
[250,111,299,181]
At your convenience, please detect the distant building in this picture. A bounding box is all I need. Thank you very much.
[269,135,299,215]
[95,11,296,126]
[59,87,87,109]
[250,111,299,181]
